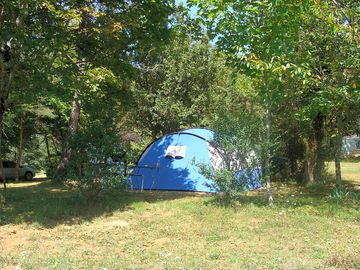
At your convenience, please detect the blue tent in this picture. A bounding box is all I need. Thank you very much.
[129,128,262,192]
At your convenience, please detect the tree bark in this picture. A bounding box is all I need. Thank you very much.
[262,70,273,205]
[265,105,273,205]
[51,136,60,155]
[55,91,81,178]
[303,139,316,184]
[44,133,51,164]
[303,113,325,184]
[334,153,342,188]
[0,111,6,191]
[15,114,24,181]
[335,114,343,189]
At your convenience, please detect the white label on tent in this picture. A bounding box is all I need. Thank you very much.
[165,145,186,158]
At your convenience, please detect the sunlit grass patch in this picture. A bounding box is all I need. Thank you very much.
[327,160,360,184]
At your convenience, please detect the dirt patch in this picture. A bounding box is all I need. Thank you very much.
[0,225,31,251]
[0,225,53,253]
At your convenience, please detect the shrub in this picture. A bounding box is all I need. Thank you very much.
[199,109,264,196]
[60,121,128,200]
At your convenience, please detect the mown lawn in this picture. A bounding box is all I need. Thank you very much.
[0,162,359,270]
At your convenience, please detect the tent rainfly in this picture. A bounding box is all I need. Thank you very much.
[129,128,262,192]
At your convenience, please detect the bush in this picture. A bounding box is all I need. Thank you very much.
[67,162,126,201]
[199,108,264,196]
[59,121,128,200]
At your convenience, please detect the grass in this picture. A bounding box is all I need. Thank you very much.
[327,160,360,183]
[0,162,359,270]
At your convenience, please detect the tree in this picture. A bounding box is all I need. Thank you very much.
[0,0,59,188]
[1,1,176,183]
[190,0,360,190]
[189,0,306,202]
[51,0,176,178]
[129,35,230,139]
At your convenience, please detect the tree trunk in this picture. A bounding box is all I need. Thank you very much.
[51,136,60,155]
[0,111,6,192]
[15,115,24,181]
[0,51,11,191]
[261,71,273,206]
[334,154,342,188]
[303,113,325,184]
[55,91,81,178]
[265,105,273,205]
[303,139,316,184]
[44,133,51,164]
[334,114,343,189]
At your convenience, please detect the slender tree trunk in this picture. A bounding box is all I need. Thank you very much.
[44,133,51,164]
[0,111,6,192]
[265,105,273,206]
[51,136,59,155]
[334,153,342,188]
[55,91,81,178]
[15,114,24,181]
[262,71,273,205]
[335,114,343,189]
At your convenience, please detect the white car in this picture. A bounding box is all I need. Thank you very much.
[2,161,35,181]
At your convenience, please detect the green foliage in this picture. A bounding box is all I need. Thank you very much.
[57,64,131,198]
[63,124,127,200]
[329,187,360,202]
[191,0,360,184]
[129,34,234,138]
[1,0,177,186]
[197,103,264,196]
[68,163,126,201]
[212,109,264,168]
[197,164,244,198]
[198,75,264,195]
[330,188,351,200]
[2,105,59,171]
[0,192,5,208]
[126,139,152,165]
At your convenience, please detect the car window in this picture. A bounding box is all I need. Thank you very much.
[4,162,16,168]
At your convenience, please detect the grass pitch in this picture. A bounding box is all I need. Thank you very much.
[0,162,359,269]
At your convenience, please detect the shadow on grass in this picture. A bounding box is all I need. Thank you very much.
[206,178,360,212]
[0,180,203,228]
[1,175,359,228]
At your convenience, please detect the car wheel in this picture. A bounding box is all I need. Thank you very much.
[24,172,33,181]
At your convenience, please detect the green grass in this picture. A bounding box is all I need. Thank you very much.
[0,162,359,270]
[327,161,360,183]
